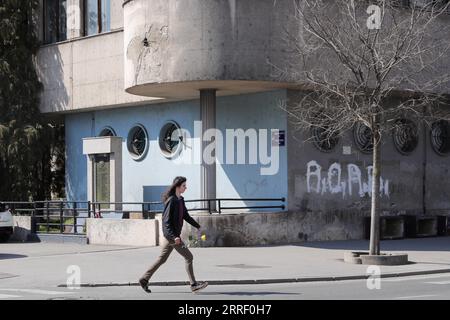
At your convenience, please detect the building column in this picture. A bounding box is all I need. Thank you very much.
[200,89,217,210]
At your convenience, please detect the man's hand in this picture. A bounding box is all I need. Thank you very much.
[174,237,181,245]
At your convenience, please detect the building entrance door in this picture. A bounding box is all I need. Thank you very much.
[83,136,123,213]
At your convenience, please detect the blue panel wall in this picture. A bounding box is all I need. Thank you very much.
[65,90,288,211]
[94,100,202,206]
[216,90,288,211]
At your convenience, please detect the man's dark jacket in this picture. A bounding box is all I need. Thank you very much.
[162,195,201,241]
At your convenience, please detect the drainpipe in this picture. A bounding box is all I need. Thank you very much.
[91,113,96,137]
[422,112,427,216]
[200,89,217,211]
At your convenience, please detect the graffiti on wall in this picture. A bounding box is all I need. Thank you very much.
[306,161,390,198]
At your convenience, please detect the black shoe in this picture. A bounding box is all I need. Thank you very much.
[191,281,208,293]
[139,278,151,293]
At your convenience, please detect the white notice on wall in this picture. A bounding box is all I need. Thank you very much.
[343,146,352,155]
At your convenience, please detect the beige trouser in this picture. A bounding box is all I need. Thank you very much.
[140,237,196,285]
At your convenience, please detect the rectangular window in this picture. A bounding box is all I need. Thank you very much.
[84,0,111,36]
[84,0,98,36]
[93,154,110,209]
[101,0,111,34]
[43,0,67,44]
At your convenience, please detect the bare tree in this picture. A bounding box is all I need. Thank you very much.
[277,0,450,255]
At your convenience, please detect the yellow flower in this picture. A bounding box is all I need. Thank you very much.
[201,234,207,241]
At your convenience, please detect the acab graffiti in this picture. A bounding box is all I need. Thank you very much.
[306,161,390,199]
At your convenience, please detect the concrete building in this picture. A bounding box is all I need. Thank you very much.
[35,0,450,245]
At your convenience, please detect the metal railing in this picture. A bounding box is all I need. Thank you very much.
[91,198,286,216]
[2,197,285,234]
[3,201,91,235]
[89,201,163,219]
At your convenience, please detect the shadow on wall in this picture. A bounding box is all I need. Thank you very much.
[142,184,284,213]
[64,112,92,202]
[143,185,168,211]
[38,45,71,199]
[217,93,287,212]
[220,144,271,206]
[143,185,212,212]
[37,44,69,113]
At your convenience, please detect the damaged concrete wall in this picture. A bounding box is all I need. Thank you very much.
[123,0,301,98]
[286,90,450,241]
[11,216,33,242]
[86,218,159,246]
[122,0,450,101]
[174,211,363,246]
[37,29,159,114]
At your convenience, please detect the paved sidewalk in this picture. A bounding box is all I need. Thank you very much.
[1,237,450,288]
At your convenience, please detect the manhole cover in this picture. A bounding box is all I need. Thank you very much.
[216,264,271,269]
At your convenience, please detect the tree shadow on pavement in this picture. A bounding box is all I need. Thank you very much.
[412,261,450,266]
[293,237,450,252]
[0,253,27,260]
[335,258,417,265]
[197,292,300,296]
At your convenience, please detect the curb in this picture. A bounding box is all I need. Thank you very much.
[32,234,88,245]
[57,268,450,288]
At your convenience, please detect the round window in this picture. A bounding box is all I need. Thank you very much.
[127,124,149,160]
[353,122,374,154]
[159,121,183,158]
[431,120,450,156]
[311,126,339,153]
[393,119,418,155]
[99,126,116,137]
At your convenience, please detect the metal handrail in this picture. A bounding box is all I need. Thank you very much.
[1,200,91,235]
[91,198,285,215]
[1,198,286,234]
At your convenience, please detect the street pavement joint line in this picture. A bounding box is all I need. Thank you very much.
[0,289,75,295]
[394,294,438,300]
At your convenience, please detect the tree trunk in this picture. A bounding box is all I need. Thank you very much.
[369,117,382,256]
